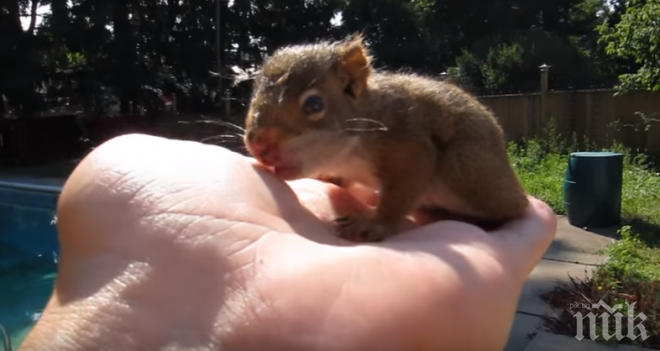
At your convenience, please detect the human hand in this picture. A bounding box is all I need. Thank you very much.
[20,134,556,351]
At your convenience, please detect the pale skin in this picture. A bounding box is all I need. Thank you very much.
[19,134,556,351]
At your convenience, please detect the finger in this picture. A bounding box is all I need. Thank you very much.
[489,197,557,277]
[397,196,556,256]
[497,197,557,241]
[375,196,555,281]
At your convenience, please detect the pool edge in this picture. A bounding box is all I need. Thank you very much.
[0,180,63,195]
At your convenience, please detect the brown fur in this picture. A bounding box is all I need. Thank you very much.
[243,34,529,242]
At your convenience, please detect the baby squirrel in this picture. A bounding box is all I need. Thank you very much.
[242,34,529,242]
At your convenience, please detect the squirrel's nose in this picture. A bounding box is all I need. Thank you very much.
[245,129,280,166]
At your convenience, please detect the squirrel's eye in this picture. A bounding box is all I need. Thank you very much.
[303,95,324,115]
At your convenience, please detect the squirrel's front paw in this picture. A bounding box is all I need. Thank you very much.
[334,215,391,242]
[316,174,345,187]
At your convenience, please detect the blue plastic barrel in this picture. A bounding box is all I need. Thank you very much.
[563,151,624,228]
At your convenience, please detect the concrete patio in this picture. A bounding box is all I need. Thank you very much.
[503,216,654,351]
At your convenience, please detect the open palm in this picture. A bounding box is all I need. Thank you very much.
[20,134,556,351]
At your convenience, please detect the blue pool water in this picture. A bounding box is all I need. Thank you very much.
[0,177,61,350]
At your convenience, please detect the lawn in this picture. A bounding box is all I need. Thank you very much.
[507,122,660,349]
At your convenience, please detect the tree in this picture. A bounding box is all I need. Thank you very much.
[0,0,631,116]
[341,0,434,71]
[411,0,596,66]
[598,0,660,92]
[447,29,617,94]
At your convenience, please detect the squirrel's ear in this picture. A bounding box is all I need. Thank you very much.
[335,33,371,98]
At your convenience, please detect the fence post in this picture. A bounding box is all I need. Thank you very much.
[539,64,551,135]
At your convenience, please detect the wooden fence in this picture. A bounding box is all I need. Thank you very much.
[477,89,660,155]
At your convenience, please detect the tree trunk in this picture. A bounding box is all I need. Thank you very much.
[27,0,39,34]
[112,0,137,115]
[50,0,70,36]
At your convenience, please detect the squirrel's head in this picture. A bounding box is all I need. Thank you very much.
[243,34,373,180]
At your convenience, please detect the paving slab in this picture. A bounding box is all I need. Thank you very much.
[523,331,653,351]
[517,258,598,317]
[503,313,543,351]
[504,216,646,351]
[543,216,615,265]
[503,215,640,351]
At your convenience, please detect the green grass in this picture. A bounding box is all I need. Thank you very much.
[507,140,568,214]
[507,122,660,245]
[510,120,660,349]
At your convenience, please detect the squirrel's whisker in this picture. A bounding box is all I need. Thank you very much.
[343,118,389,132]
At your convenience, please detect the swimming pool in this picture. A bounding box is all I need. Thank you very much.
[0,177,61,350]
